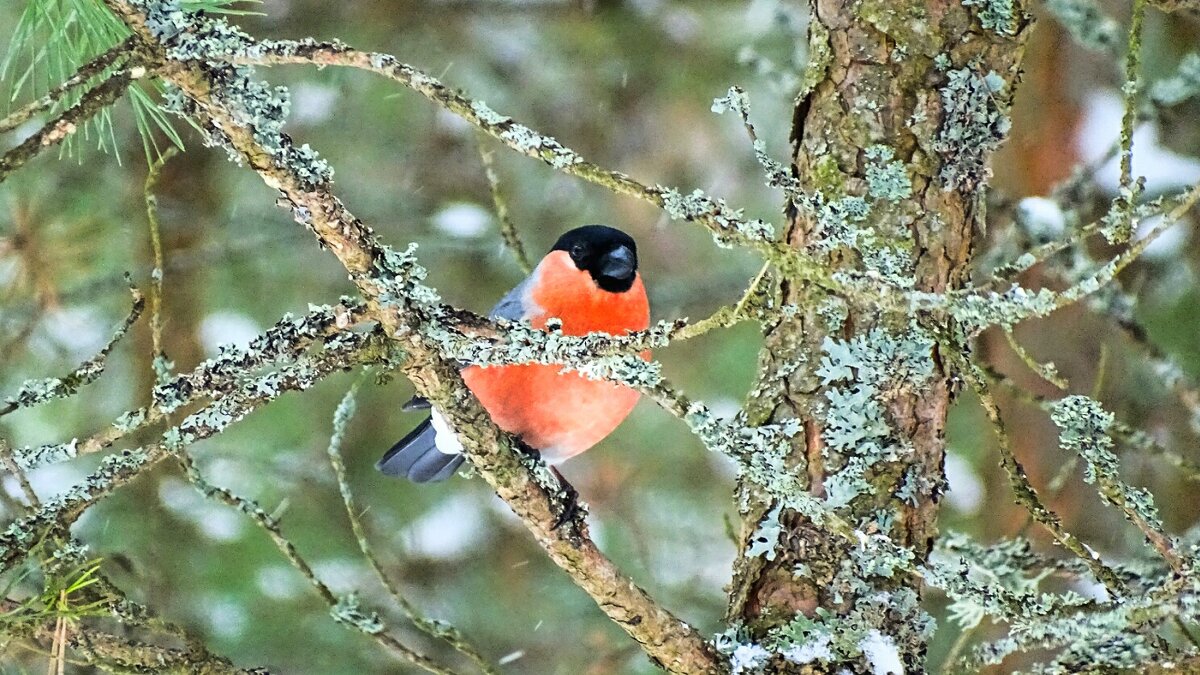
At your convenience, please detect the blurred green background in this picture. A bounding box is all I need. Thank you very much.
[2,1,1199,673]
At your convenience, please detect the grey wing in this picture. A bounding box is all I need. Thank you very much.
[489,274,534,320]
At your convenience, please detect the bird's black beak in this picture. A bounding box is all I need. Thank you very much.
[598,245,636,281]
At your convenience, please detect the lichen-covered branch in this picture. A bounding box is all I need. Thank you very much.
[0,329,374,576]
[3,0,1196,672]
[727,0,1036,670]
[218,40,845,290]
[9,301,364,471]
[1049,396,1187,573]
[1,285,143,418]
[23,623,263,674]
[965,366,1125,591]
[89,3,724,671]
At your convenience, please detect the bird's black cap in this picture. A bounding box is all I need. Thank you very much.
[551,225,639,293]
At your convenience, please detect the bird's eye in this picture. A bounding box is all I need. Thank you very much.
[569,244,587,260]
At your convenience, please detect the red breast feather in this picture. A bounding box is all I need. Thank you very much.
[461,251,650,463]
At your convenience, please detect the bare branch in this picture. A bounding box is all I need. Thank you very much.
[476,137,532,275]
[0,71,137,183]
[0,38,135,135]
[143,145,179,381]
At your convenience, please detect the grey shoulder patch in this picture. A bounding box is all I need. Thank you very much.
[489,272,537,320]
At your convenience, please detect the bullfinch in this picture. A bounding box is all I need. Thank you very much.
[377,224,650,483]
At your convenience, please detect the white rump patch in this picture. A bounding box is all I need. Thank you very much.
[430,409,465,455]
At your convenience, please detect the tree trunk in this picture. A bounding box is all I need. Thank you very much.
[729,0,1033,669]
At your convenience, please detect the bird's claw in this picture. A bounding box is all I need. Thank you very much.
[514,443,587,534]
[550,466,587,533]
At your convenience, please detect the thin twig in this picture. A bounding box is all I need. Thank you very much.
[177,450,461,675]
[143,145,178,382]
[324,383,496,674]
[476,135,531,274]
[1002,329,1069,390]
[673,261,771,341]
[8,301,365,470]
[0,437,40,507]
[0,333,377,577]
[0,38,136,135]
[0,285,144,419]
[986,365,1200,483]
[228,41,837,290]
[0,71,137,183]
[962,364,1126,592]
[89,7,725,667]
[1111,0,1148,242]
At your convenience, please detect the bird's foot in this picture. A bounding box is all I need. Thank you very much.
[513,442,588,537]
[549,466,587,532]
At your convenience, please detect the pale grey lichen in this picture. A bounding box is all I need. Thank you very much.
[658,187,775,247]
[135,4,334,189]
[0,447,154,571]
[934,68,1012,191]
[864,146,913,202]
[745,503,784,561]
[1043,0,1123,55]
[806,187,915,287]
[1050,396,1170,541]
[711,86,750,116]
[370,243,444,309]
[1150,53,1200,108]
[718,586,927,673]
[497,122,583,169]
[12,439,79,471]
[681,401,831,525]
[961,0,1018,36]
[712,626,771,675]
[152,302,359,416]
[926,534,1095,634]
[368,52,396,70]
[926,524,1200,672]
[912,283,1059,334]
[330,593,385,634]
[810,195,871,254]
[470,100,512,126]
[438,318,666,389]
[813,326,934,510]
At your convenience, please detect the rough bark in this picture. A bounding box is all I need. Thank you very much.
[730,0,1033,669]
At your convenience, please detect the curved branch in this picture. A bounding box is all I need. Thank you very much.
[223,40,836,289]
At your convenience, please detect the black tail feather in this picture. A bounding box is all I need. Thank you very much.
[377,417,464,483]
